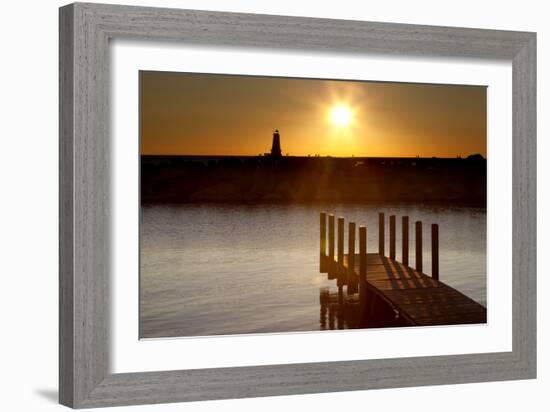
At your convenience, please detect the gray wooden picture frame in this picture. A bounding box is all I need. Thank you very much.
[59,2,536,408]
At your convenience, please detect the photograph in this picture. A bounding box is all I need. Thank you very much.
[139,71,488,339]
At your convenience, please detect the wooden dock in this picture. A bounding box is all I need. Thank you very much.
[319,212,486,329]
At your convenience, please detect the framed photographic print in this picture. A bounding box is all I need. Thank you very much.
[59,2,536,408]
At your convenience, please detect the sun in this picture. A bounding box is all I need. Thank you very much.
[329,104,353,128]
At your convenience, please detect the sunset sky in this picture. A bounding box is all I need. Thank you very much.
[140,71,486,158]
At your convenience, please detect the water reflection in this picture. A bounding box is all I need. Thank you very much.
[320,287,357,330]
[140,203,486,338]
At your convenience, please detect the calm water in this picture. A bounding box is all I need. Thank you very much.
[140,204,486,338]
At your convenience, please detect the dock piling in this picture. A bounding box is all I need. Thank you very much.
[328,214,335,277]
[348,222,357,294]
[320,212,326,256]
[402,216,409,266]
[415,221,423,273]
[378,213,385,256]
[431,224,439,280]
[359,226,367,323]
[320,212,327,272]
[389,215,396,260]
[337,217,345,286]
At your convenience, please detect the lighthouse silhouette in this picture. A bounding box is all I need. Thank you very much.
[270,129,282,158]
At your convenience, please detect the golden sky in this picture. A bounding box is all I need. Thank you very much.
[140,71,486,158]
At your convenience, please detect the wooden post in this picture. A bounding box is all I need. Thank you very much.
[328,214,335,258]
[320,212,326,257]
[347,222,357,294]
[389,215,396,260]
[359,226,367,324]
[337,217,345,286]
[328,214,335,278]
[319,212,327,272]
[402,216,409,266]
[378,212,385,256]
[431,224,439,280]
[415,221,423,273]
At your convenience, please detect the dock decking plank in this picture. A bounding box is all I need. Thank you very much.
[324,252,486,326]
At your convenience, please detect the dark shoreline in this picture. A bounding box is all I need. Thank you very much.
[141,200,487,209]
[141,155,487,207]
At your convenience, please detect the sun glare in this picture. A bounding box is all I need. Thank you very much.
[330,104,353,128]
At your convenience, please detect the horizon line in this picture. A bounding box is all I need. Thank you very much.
[140,153,486,159]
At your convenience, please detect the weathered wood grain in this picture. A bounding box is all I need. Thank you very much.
[59,2,536,408]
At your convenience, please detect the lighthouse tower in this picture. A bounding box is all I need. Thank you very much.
[270,129,282,158]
